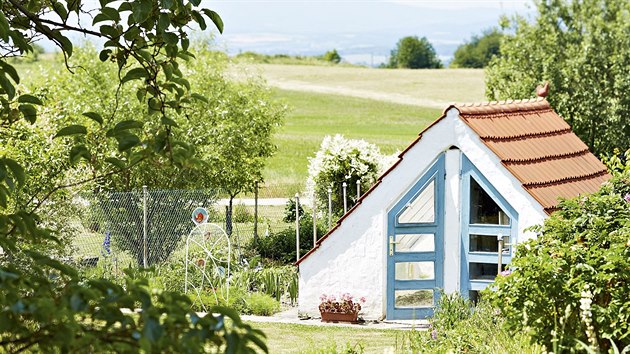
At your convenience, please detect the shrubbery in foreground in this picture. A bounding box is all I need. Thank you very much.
[488,165,630,352]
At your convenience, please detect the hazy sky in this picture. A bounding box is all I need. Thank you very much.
[206,0,534,65]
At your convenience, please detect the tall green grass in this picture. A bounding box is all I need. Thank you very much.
[263,89,441,193]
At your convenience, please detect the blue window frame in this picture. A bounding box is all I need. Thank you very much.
[460,155,518,296]
[386,154,445,319]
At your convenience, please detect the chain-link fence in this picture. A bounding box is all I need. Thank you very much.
[68,185,297,271]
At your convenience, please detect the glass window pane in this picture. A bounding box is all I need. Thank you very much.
[470,178,510,225]
[395,261,434,280]
[469,234,509,254]
[395,290,433,308]
[396,234,434,252]
[398,180,434,223]
[469,262,507,280]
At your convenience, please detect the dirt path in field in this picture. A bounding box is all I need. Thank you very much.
[266,79,448,109]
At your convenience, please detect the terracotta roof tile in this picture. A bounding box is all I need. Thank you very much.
[485,132,588,162]
[455,98,610,213]
[525,172,611,213]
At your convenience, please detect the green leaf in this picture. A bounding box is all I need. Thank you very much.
[114,119,143,131]
[54,125,87,138]
[190,0,201,6]
[92,13,110,25]
[244,332,268,353]
[0,62,19,84]
[3,158,25,187]
[191,93,208,103]
[101,7,121,21]
[100,25,120,39]
[163,32,178,45]
[115,132,141,151]
[0,74,16,99]
[0,184,8,208]
[191,11,206,31]
[99,49,112,62]
[82,112,103,126]
[160,116,178,127]
[8,31,29,54]
[133,0,153,23]
[181,37,190,51]
[124,26,141,41]
[136,88,147,103]
[17,94,42,105]
[121,68,148,84]
[0,10,11,41]
[53,1,69,21]
[118,1,132,12]
[69,145,91,165]
[18,104,37,123]
[158,13,170,31]
[202,9,224,34]
[148,97,162,112]
[105,157,126,169]
[52,30,73,57]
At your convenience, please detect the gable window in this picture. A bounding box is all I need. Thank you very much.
[398,180,435,224]
[461,156,517,300]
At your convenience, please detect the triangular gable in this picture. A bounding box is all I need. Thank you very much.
[296,98,610,265]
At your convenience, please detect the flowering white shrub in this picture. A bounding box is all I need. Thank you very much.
[306,135,386,218]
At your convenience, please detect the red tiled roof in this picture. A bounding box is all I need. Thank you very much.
[295,98,610,265]
[455,98,610,213]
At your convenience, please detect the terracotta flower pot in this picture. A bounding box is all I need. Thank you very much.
[320,311,359,323]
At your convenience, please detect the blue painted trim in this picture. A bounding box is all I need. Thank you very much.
[460,154,518,297]
[387,154,445,320]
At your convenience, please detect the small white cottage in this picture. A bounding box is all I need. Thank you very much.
[296,98,610,320]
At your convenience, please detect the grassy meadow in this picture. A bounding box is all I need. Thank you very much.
[263,89,442,192]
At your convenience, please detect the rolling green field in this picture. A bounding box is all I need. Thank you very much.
[263,89,441,192]
[253,64,486,108]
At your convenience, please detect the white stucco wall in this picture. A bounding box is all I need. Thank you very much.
[297,108,548,319]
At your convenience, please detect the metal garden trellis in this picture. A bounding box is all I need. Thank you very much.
[184,209,231,311]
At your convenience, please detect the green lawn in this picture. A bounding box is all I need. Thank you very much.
[246,321,410,354]
[263,89,441,193]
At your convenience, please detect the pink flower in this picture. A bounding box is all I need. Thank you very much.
[431,329,438,340]
[359,297,366,303]
[320,294,327,302]
[624,194,630,203]
[500,269,512,276]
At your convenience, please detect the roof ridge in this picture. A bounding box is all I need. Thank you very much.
[454,97,546,108]
[454,97,551,116]
[522,169,609,188]
[502,147,590,164]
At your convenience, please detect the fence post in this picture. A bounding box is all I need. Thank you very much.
[312,194,317,246]
[295,193,300,262]
[342,182,348,214]
[497,234,503,275]
[142,185,148,268]
[254,181,259,242]
[356,179,361,200]
[327,187,332,229]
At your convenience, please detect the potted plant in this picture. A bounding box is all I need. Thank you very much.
[318,293,365,323]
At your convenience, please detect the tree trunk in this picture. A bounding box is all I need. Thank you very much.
[226,196,233,236]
